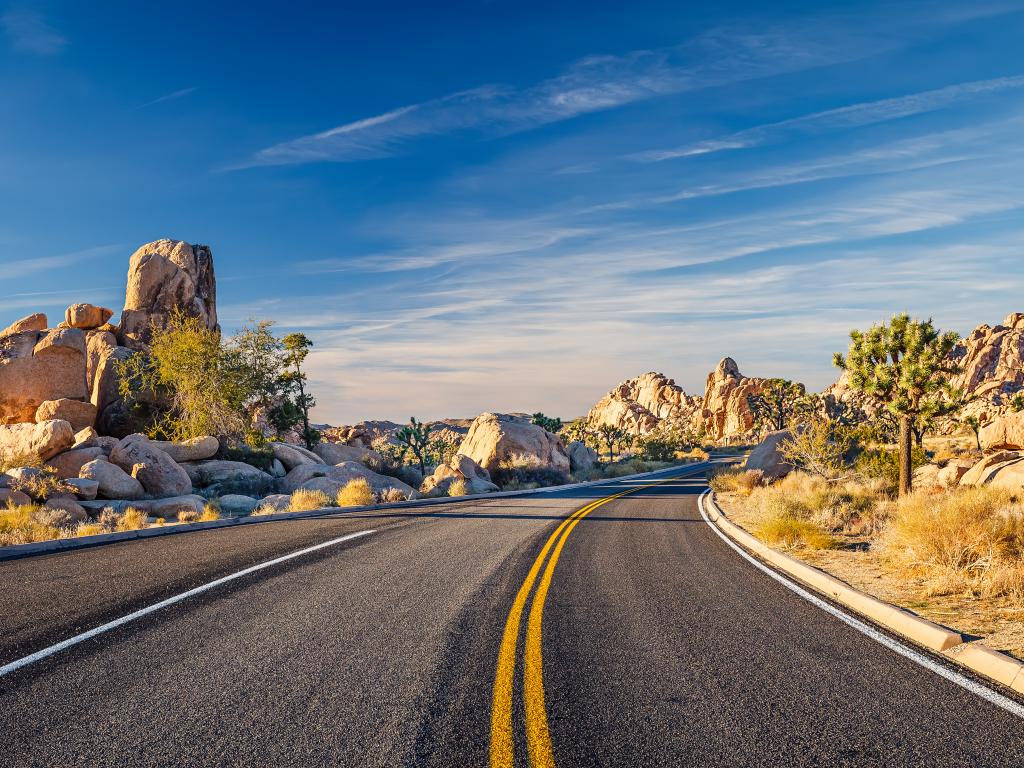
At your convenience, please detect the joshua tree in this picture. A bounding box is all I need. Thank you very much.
[531,413,562,434]
[596,423,629,462]
[746,378,811,432]
[395,417,433,475]
[834,313,959,495]
[964,415,984,450]
[281,332,318,449]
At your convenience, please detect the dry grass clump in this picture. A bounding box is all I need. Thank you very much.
[379,487,409,503]
[199,503,221,522]
[75,523,106,537]
[708,466,766,496]
[336,478,374,507]
[177,508,200,523]
[250,504,280,516]
[289,488,333,512]
[678,447,710,462]
[447,478,469,497]
[0,504,66,545]
[756,515,836,550]
[116,507,150,532]
[883,487,1024,603]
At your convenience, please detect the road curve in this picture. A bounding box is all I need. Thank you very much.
[1,467,1022,766]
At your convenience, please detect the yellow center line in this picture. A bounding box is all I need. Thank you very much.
[490,467,706,767]
[489,496,606,768]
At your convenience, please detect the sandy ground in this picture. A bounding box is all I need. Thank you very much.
[719,491,1024,661]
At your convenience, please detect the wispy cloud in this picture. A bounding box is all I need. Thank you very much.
[0,245,122,281]
[634,74,1024,162]
[230,23,890,169]
[1,9,66,55]
[133,87,197,110]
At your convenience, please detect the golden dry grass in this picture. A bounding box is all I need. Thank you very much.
[288,488,332,512]
[447,478,469,497]
[0,504,65,545]
[336,478,374,507]
[115,507,149,532]
[199,504,221,522]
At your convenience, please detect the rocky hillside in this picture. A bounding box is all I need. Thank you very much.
[587,358,771,442]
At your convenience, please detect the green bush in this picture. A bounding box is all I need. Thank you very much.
[854,446,928,487]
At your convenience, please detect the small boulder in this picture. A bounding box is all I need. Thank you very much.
[216,494,260,515]
[313,442,383,467]
[282,461,416,497]
[150,494,207,520]
[73,426,100,448]
[744,430,794,481]
[42,496,89,524]
[270,458,287,478]
[65,303,114,330]
[0,488,32,506]
[0,312,47,339]
[80,499,152,516]
[148,436,219,462]
[421,454,498,496]
[566,441,598,473]
[258,494,292,511]
[937,459,975,487]
[80,458,145,500]
[271,442,322,471]
[64,477,99,500]
[110,434,192,498]
[45,446,105,479]
[0,419,75,465]
[912,463,942,489]
[179,460,275,495]
[34,398,98,432]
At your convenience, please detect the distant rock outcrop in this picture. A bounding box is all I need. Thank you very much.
[697,357,770,441]
[587,372,700,437]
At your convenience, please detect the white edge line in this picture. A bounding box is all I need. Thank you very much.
[0,528,377,679]
[697,490,1024,720]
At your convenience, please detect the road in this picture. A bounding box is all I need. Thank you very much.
[1,465,1023,766]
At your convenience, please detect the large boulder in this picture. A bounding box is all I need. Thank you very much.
[45,446,105,479]
[913,464,943,489]
[937,458,975,487]
[35,398,97,432]
[179,460,275,496]
[0,328,88,424]
[64,477,99,500]
[984,459,1024,490]
[566,441,598,473]
[109,434,192,498]
[421,454,499,497]
[216,494,260,515]
[959,452,1022,487]
[0,488,32,507]
[91,345,138,437]
[80,458,145,500]
[744,430,794,481]
[0,420,75,464]
[148,436,219,463]
[118,239,218,351]
[0,313,47,339]
[313,441,383,467]
[42,496,88,524]
[270,442,322,471]
[282,461,416,497]
[698,358,771,442]
[980,412,1024,451]
[458,413,570,475]
[85,330,117,397]
[65,303,114,330]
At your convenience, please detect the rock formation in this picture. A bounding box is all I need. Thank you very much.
[420,454,499,496]
[457,413,570,475]
[118,239,218,351]
[587,372,701,437]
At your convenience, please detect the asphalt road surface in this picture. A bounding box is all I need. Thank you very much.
[2,465,1023,767]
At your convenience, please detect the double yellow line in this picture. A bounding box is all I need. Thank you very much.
[489,472,692,768]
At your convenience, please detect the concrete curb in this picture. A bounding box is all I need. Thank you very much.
[0,461,712,562]
[706,492,1024,693]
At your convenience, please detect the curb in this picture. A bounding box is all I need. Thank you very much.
[705,492,1024,694]
[0,461,712,562]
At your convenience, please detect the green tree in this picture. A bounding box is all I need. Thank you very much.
[281,332,319,449]
[395,417,433,475]
[116,310,249,441]
[963,414,984,450]
[746,378,811,432]
[596,423,629,462]
[531,413,562,434]
[1011,393,1024,413]
[833,314,960,495]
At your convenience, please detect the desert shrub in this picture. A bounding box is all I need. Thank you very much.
[0,452,42,474]
[75,523,106,537]
[199,504,221,522]
[97,507,121,531]
[177,508,200,523]
[116,507,149,532]
[288,488,332,512]
[336,478,374,507]
[779,418,856,479]
[250,504,279,516]
[637,436,678,462]
[493,453,568,490]
[756,514,835,550]
[855,446,928,489]
[447,478,469,497]
[708,466,765,496]
[882,487,1024,602]
[0,504,65,545]
[217,443,275,473]
[152,517,166,526]
[10,466,72,501]
[378,487,408,503]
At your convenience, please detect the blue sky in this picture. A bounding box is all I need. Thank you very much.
[3,1,1024,424]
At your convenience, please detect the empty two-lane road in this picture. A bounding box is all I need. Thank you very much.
[1,467,1022,766]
